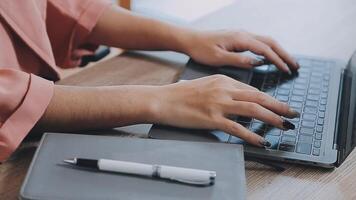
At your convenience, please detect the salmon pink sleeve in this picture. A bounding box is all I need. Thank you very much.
[0,69,53,162]
[46,0,112,68]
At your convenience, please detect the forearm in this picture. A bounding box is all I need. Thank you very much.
[34,85,159,133]
[88,5,193,53]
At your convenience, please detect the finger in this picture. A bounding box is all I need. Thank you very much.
[212,74,258,91]
[244,38,291,74]
[226,101,292,130]
[253,35,299,70]
[218,118,268,147]
[231,90,300,118]
[218,51,265,69]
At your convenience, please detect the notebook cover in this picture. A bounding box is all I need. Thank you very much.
[20,133,246,200]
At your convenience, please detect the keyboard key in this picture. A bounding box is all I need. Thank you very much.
[316,125,323,133]
[317,118,324,125]
[321,93,328,98]
[283,129,297,136]
[264,135,280,150]
[306,100,318,107]
[310,84,321,89]
[304,106,317,114]
[320,99,327,105]
[281,135,296,144]
[293,89,305,96]
[291,95,304,102]
[265,128,281,136]
[296,143,312,154]
[319,112,325,118]
[303,113,316,121]
[290,101,303,108]
[300,128,314,135]
[314,140,321,148]
[229,135,245,144]
[277,89,289,95]
[301,121,315,128]
[279,143,295,152]
[277,95,289,102]
[315,133,322,140]
[210,131,231,142]
[250,122,264,131]
[294,84,306,90]
[290,107,302,114]
[319,105,326,111]
[308,89,320,95]
[307,95,319,101]
[312,148,320,156]
[298,135,313,143]
[280,83,292,90]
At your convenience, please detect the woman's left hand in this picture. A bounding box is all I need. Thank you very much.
[183,30,299,74]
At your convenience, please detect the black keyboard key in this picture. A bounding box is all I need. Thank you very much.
[296,143,312,154]
[316,125,323,133]
[314,140,321,148]
[300,128,314,135]
[291,95,304,102]
[306,100,318,107]
[279,143,295,152]
[264,135,280,150]
[281,135,296,144]
[298,135,313,143]
[315,133,322,140]
[303,113,316,121]
[304,106,317,114]
[312,148,320,156]
[301,121,315,128]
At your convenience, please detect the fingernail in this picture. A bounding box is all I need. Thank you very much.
[296,62,301,69]
[283,120,295,130]
[289,108,301,118]
[251,58,265,66]
[260,138,271,148]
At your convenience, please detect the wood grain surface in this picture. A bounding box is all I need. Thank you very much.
[1,0,356,199]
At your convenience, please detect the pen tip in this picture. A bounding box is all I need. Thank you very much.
[63,158,76,165]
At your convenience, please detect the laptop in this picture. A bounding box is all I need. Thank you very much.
[149,51,356,168]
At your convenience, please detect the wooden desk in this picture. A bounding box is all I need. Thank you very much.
[1,0,356,199]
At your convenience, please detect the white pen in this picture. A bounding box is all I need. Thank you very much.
[63,158,216,186]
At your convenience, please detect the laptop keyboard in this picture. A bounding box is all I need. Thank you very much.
[228,58,331,156]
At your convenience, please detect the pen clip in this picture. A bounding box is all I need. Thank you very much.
[172,177,215,186]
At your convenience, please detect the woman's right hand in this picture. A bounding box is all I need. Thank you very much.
[151,75,300,147]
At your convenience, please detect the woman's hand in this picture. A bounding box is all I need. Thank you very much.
[151,75,300,147]
[182,30,300,74]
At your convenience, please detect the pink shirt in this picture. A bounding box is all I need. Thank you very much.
[0,0,111,162]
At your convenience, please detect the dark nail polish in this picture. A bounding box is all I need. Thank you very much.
[289,108,301,118]
[260,139,271,148]
[283,120,295,130]
[296,62,301,69]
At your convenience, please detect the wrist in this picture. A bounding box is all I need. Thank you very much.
[172,27,198,55]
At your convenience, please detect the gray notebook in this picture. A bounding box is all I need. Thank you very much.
[20,133,246,200]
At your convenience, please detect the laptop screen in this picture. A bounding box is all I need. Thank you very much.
[336,50,356,166]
